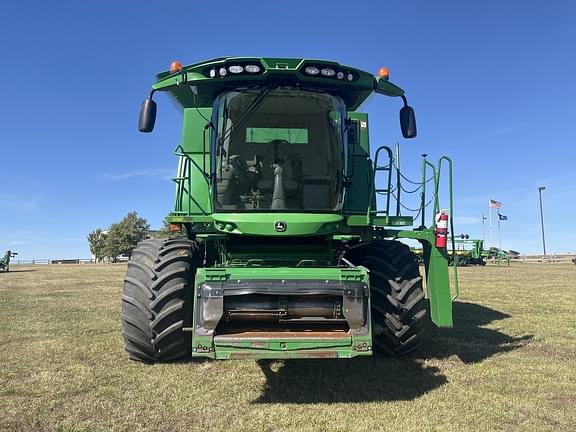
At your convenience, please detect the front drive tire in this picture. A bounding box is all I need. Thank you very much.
[121,238,200,362]
[345,240,428,356]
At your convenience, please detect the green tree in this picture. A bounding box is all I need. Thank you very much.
[87,228,107,263]
[153,218,180,239]
[104,212,150,261]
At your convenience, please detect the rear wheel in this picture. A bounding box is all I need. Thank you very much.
[121,238,200,362]
[345,240,428,355]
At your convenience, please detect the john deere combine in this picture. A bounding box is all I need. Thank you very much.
[0,250,17,272]
[122,57,458,362]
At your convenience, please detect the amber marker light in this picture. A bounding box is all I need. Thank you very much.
[170,60,183,74]
[377,67,390,80]
[168,223,182,233]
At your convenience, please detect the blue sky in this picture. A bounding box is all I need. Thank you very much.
[1,1,575,259]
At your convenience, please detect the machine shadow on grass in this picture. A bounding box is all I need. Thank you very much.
[2,269,37,273]
[254,301,533,404]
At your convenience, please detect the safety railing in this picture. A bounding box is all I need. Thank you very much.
[431,156,459,300]
[368,145,394,219]
[370,146,459,300]
[172,145,211,215]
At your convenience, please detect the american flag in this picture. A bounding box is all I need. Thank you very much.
[489,199,502,209]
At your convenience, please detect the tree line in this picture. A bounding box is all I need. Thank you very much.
[87,211,169,262]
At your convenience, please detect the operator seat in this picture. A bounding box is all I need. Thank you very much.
[301,157,332,209]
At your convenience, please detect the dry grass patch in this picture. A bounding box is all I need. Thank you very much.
[0,263,574,431]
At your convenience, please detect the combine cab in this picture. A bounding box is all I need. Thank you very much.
[122,57,459,361]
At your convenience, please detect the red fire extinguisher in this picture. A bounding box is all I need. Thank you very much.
[435,210,449,248]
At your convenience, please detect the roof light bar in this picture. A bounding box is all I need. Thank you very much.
[302,64,356,81]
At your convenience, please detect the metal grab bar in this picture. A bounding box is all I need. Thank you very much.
[435,156,459,301]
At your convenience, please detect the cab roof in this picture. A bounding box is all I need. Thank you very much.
[151,57,405,111]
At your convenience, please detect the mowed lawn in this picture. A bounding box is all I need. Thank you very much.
[0,263,574,432]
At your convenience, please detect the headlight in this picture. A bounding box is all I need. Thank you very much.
[209,69,216,78]
[219,67,227,77]
[336,71,344,80]
[304,66,320,75]
[347,73,354,81]
[245,65,261,73]
[228,65,244,74]
[321,68,335,77]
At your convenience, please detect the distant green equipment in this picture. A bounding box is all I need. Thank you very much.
[122,57,459,362]
[484,247,511,266]
[0,251,17,272]
[453,237,487,266]
[414,237,513,266]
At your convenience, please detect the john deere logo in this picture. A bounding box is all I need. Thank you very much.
[274,221,287,232]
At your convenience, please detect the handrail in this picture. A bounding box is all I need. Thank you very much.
[173,145,212,215]
[436,156,459,301]
[422,157,437,229]
[395,143,401,216]
[368,145,394,221]
[174,145,211,185]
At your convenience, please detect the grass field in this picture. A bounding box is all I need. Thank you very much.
[0,263,575,432]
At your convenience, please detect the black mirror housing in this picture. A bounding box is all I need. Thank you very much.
[400,105,417,138]
[138,98,157,133]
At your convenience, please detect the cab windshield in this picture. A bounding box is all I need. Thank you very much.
[213,88,345,212]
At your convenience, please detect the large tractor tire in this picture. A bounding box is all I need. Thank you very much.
[121,238,200,362]
[345,240,428,355]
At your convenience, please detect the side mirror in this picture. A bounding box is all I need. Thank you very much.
[138,98,157,133]
[400,105,417,138]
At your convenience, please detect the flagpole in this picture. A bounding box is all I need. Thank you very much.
[489,199,493,248]
[498,215,502,251]
[481,212,486,243]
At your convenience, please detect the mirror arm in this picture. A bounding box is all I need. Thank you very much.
[400,94,408,107]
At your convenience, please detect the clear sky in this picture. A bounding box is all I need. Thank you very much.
[1,1,575,260]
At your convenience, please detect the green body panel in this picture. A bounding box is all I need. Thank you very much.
[173,108,213,215]
[349,112,370,155]
[146,56,458,359]
[469,239,484,259]
[425,246,453,326]
[344,112,373,214]
[212,213,343,236]
[345,215,414,227]
[198,265,367,281]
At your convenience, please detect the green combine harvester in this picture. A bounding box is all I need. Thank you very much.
[0,250,17,273]
[122,57,458,362]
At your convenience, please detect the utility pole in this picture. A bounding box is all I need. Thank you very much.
[538,186,547,256]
